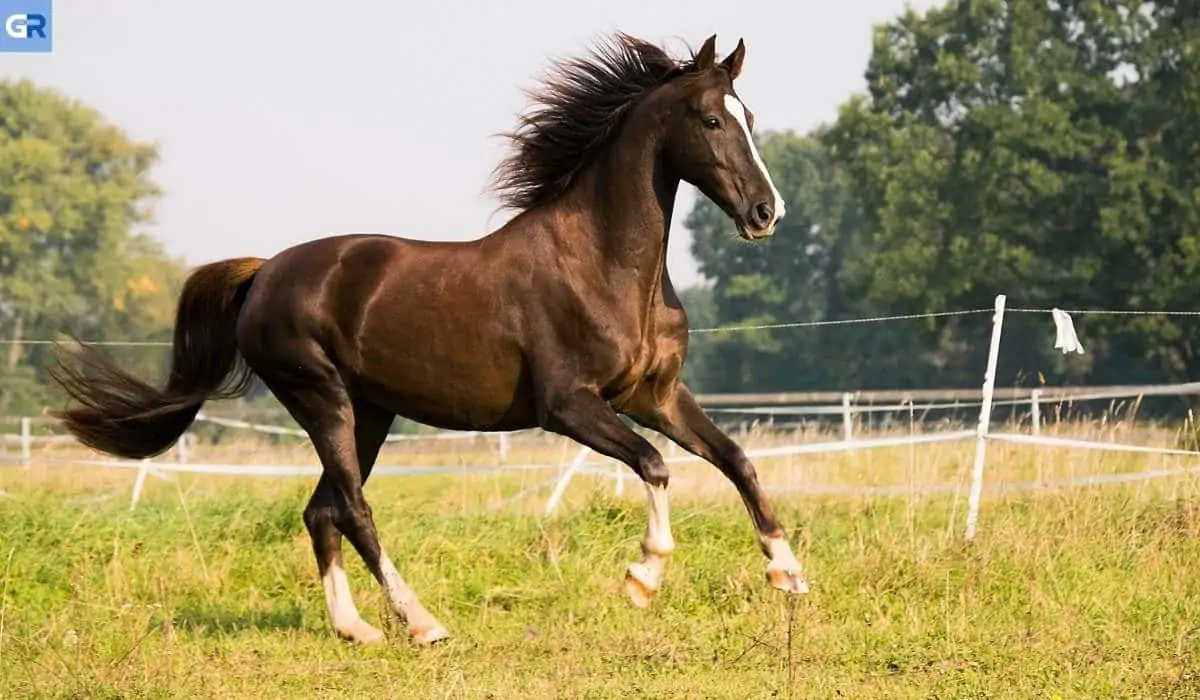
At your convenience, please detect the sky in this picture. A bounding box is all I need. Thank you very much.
[1,0,937,288]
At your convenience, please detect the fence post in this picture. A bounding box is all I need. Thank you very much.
[841,393,853,441]
[130,459,150,510]
[965,294,1007,541]
[175,433,189,464]
[1030,389,1042,435]
[497,433,509,463]
[544,445,592,516]
[19,417,30,468]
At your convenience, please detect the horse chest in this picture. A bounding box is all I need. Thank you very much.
[602,311,685,409]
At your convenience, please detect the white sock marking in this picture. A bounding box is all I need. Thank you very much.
[723,93,786,223]
[378,551,443,633]
[321,553,366,630]
[645,483,675,557]
[765,535,802,573]
[629,483,675,591]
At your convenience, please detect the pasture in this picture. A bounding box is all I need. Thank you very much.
[2,417,1199,699]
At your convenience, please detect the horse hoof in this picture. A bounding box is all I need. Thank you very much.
[336,620,386,645]
[766,568,809,595]
[411,625,451,645]
[624,564,657,608]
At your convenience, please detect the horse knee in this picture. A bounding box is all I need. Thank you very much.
[332,502,367,532]
[639,451,669,488]
[734,454,758,480]
[303,500,332,532]
[330,496,379,543]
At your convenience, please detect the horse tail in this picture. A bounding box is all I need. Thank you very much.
[48,257,267,459]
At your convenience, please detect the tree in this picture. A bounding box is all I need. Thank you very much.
[823,0,1200,387]
[0,79,182,413]
[685,0,1200,394]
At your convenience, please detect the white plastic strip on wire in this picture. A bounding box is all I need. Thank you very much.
[0,428,978,476]
[706,381,1200,417]
[9,431,1196,498]
[180,380,1200,438]
[986,432,1200,458]
[0,453,587,477]
[193,413,503,442]
[763,464,1200,496]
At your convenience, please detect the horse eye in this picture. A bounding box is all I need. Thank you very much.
[703,117,720,130]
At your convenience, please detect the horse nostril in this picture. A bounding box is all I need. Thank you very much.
[754,202,773,227]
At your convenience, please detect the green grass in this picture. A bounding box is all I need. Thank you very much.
[2,424,1200,698]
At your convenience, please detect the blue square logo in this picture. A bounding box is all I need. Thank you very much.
[0,0,51,53]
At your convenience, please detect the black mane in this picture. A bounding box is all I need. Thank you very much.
[490,33,699,212]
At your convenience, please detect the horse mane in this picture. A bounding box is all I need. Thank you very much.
[490,33,701,212]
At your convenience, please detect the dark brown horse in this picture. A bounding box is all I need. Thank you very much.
[48,33,806,645]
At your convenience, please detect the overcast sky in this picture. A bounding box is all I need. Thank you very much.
[1,0,937,288]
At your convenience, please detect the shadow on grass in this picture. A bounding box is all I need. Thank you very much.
[169,602,308,637]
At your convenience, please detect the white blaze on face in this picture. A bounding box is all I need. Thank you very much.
[722,93,786,224]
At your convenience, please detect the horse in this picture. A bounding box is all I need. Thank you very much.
[47,32,807,646]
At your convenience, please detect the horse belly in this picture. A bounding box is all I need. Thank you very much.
[353,331,535,432]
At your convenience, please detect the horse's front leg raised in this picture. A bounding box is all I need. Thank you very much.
[630,383,808,597]
[540,387,676,607]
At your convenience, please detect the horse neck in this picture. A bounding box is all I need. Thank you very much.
[561,118,679,293]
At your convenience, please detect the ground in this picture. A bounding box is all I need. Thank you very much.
[1,419,1199,698]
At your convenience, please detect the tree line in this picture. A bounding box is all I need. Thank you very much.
[2,0,1198,419]
[682,0,1200,396]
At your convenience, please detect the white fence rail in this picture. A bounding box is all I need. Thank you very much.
[5,295,1200,537]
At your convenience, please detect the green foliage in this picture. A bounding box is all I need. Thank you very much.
[0,79,187,413]
[684,0,1200,394]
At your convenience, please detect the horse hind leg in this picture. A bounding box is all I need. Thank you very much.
[305,475,383,644]
[301,397,393,644]
[274,370,447,644]
[340,399,449,644]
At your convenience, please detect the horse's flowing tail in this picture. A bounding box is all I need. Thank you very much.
[48,257,267,459]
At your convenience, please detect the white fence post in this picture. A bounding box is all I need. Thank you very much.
[544,445,592,516]
[19,417,30,468]
[130,459,150,510]
[1030,389,1042,435]
[497,433,509,463]
[965,294,1007,541]
[176,433,190,464]
[841,392,853,441]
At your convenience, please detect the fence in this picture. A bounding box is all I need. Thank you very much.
[5,294,1200,539]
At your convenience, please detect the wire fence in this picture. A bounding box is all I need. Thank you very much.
[4,301,1200,346]
[4,298,1200,538]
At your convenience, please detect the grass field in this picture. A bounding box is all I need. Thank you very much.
[2,418,1200,698]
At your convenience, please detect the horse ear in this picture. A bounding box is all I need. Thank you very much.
[695,34,718,70]
[720,38,746,79]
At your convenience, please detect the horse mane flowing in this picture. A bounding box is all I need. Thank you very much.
[490,33,701,212]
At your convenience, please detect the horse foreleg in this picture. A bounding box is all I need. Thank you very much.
[630,383,808,596]
[624,480,675,608]
[542,388,675,607]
